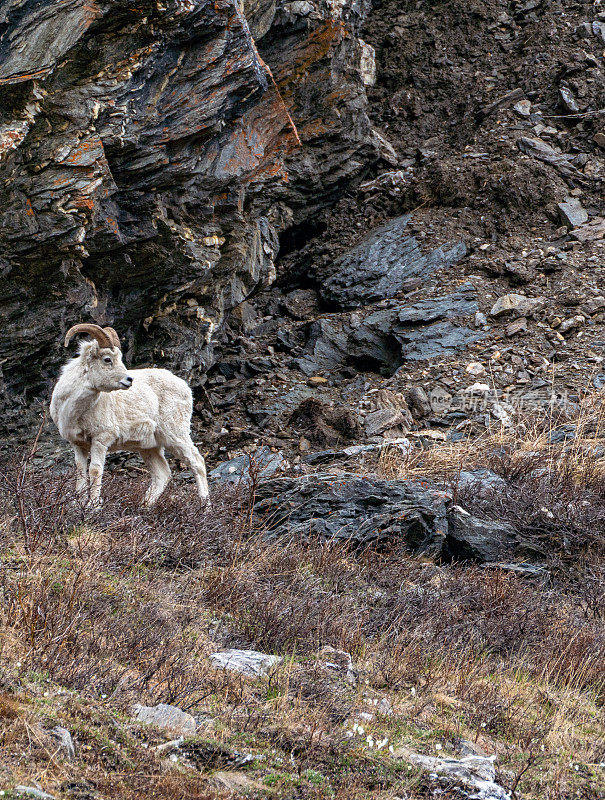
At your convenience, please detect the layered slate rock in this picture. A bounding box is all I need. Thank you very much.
[392,283,483,361]
[443,506,520,563]
[319,214,467,309]
[0,0,376,436]
[254,472,451,554]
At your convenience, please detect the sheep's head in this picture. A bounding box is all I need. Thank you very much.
[64,324,133,393]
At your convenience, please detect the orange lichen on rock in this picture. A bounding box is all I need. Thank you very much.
[63,136,104,167]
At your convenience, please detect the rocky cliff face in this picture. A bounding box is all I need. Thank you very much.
[0,0,376,435]
[6,0,605,462]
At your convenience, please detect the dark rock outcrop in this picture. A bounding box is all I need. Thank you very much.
[297,281,483,375]
[254,472,450,554]
[443,506,519,563]
[254,472,543,565]
[0,0,376,436]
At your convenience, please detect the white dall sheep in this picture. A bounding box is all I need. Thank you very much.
[50,323,210,506]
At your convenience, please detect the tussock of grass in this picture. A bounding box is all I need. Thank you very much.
[0,436,604,800]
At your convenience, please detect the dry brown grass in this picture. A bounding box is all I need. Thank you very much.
[0,439,604,800]
[377,387,605,483]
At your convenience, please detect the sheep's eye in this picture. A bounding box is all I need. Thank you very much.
[103,357,112,364]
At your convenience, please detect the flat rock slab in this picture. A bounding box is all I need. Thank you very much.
[395,319,483,361]
[571,217,605,241]
[517,136,578,176]
[303,438,412,464]
[132,703,196,736]
[209,649,283,677]
[392,285,483,361]
[395,287,479,324]
[364,408,408,437]
[319,215,467,309]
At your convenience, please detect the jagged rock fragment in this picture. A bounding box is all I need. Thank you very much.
[364,408,409,437]
[490,294,543,318]
[558,198,589,228]
[209,447,285,485]
[320,215,467,309]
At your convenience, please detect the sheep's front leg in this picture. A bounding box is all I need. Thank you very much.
[72,445,89,496]
[88,440,108,505]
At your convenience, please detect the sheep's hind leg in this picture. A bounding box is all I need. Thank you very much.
[140,447,171,506]
[171,438,210,504]
[72,445,89,496]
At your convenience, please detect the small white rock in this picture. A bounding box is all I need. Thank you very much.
[209,649,282,678]
[466,361,486,377]
[132,703,196,736]
[513,99,532,117]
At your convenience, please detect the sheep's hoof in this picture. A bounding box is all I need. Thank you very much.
[85,497,103,510]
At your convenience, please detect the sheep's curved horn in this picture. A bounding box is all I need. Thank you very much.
[103,326,121,350]
[64,324,113,349]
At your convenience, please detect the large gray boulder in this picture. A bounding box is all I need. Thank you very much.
[254,473,451,555]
